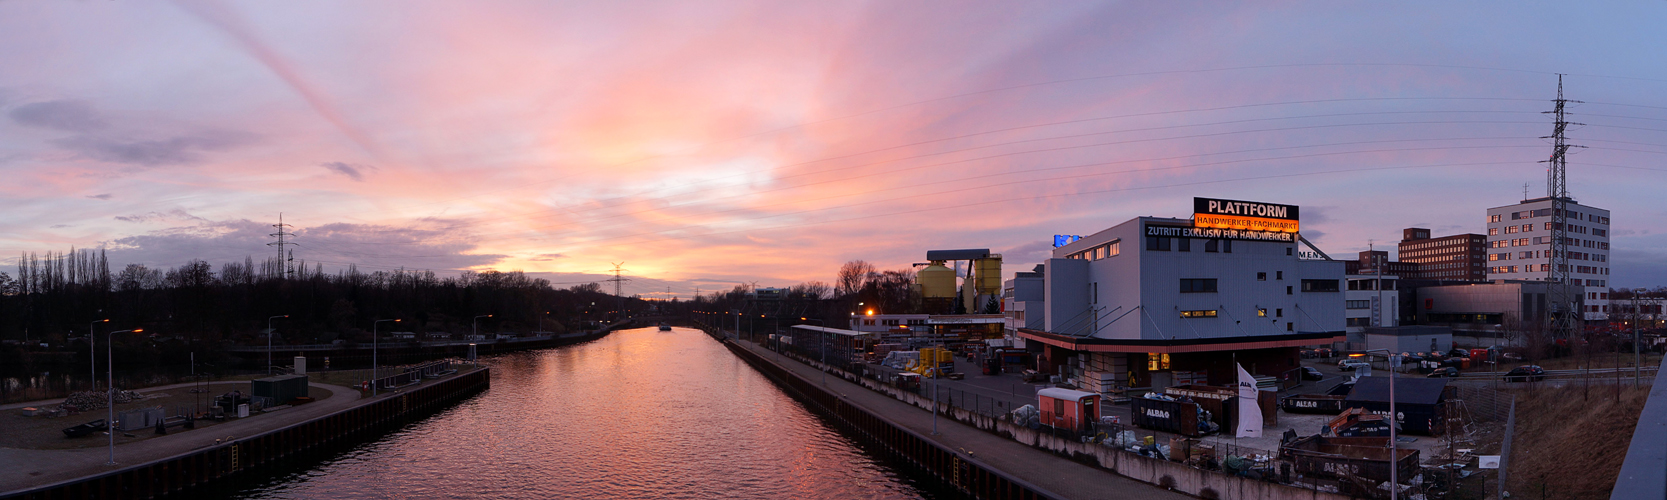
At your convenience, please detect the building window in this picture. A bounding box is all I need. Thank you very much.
[1276,308,1284,318]
[1257,272,1267,281]
[1346,300,1371,309]
[1286,286,1293,295]
[1488,228,1498,236]
[1347,317,1371,327]
[1287,322,1294,332]
[1205,240,1218,252]
[1180,279,1218,293]
[1147,353,1170,371]
[1257,308,1267,317]
[1178,238,1191,252]
[1224,240,1233,253]
[1180,310,1217,318]
[1277,271,1283,280]
[1287,248,1293,256]
[1146,236,1170,251]
[1301,279,1340,292]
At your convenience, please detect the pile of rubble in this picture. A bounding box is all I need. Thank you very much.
[56,389,144,412]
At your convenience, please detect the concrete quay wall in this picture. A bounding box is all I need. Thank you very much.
[738,337,1355,500]
[2,368,490,500]
[716,334,1056,500]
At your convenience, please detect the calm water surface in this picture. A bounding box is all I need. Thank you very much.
[229,327,939,499]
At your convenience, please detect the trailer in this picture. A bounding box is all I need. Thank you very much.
[1038,388,1101,435]
[1130,396,1215,437]
[1280,435,1419,484]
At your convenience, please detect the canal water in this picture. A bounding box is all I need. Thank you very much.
[227,327,945,499]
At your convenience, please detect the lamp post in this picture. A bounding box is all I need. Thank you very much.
[89,319,108,390]
[266,315,289,376]
[473,315,493,342]
[372,319,400,396]
[106,328,142,466]
[1364,348,1400,500]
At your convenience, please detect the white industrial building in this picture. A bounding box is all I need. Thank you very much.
[1003,265,1046,337]
[1016,198,1346,394]
[1345,274,1399,347]
[1485,197,1611,321]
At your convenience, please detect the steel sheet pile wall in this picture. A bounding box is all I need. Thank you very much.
[4,368,490,500]
[721,340,1054,500]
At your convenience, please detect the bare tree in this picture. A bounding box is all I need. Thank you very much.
[835,260,875,298]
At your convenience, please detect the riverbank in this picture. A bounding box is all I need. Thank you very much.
[0,366,489,498]
[697,323,1192,500]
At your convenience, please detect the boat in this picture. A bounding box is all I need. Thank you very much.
[658,322,672,331]
[63,419,108,438]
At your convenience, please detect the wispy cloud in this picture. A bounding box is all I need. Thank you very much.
[86,193,112,200]
[320,161,375,181]
[8,100,107,132]
[51,130,255,166]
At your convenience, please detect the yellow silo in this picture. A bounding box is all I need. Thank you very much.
[973,256,1002,295]
[917,260,956,299]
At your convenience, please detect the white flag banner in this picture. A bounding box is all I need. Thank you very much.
[1236,363,1263,438]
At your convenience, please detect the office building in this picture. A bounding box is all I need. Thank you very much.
[1484,198,1611,321]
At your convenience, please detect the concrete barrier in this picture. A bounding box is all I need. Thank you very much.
[3,368,490,500]
[755,345,1355,500]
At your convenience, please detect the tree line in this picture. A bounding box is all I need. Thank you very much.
[0,249,639,373]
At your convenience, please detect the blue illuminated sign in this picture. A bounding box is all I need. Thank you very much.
[1052,235,1082,248]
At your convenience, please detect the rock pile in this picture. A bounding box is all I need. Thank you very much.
[56,389,144,412]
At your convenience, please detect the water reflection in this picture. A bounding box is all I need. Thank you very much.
[231,327,935,499]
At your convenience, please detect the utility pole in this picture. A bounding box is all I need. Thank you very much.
[1542,75,1584,340]
[606,263,630,321]
[1635,289,1645,387]
[268,213,297,280]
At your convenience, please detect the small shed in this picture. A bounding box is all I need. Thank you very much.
[1342,376,1448,435]
[1365,325,1452,355]
[253,374,310,405]
[1038,388,1101,434]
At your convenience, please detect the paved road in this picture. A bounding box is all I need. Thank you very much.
[0,380,369,494]
[735,339,1191,500]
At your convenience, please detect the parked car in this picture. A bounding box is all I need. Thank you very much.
[1301,367,1325,380]
[1426,367,1460,378]
[1504,365,1546,382]
[1338,359,1371,371]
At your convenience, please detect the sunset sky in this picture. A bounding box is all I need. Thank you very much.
[3,1,1666,297]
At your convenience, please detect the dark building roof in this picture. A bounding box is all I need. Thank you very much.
[926,249,992,261]
[1345,376,1448,406]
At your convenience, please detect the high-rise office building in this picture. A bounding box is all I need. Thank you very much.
[1484,198,1612,321]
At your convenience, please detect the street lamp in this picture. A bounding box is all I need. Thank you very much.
[106,328,142,466]
[473,315,493,341]
[372,319,400,396]
[266,315,290,376]
[89,319,108,391]
[1364,348,1400,500]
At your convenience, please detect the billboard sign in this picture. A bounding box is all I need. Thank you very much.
[1144,224,1296,243]
[1194,197,1300,233]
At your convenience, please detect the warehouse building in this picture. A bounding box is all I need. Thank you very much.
[1017,197,1346,395]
